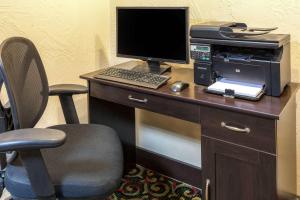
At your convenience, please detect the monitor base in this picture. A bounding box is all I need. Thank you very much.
[132,61,171,75]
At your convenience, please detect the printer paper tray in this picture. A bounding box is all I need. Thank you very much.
[206,79,265,101]
[205,88,265,101]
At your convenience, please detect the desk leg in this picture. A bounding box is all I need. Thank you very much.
[89,96,136,171]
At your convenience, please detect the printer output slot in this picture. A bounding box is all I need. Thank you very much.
[223,53,253,62]
[211,46,272,88]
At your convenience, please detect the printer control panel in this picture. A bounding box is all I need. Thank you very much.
[190,44,211,62]
[191,43,213,86]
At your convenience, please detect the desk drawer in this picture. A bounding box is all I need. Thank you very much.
[201,107,276,154]
[90,82,200,123]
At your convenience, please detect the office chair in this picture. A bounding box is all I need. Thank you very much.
[0,37,124,200]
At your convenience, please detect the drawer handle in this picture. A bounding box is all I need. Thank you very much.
[205,179,210,200]
[221,122,251,134]
[128,95,148,103]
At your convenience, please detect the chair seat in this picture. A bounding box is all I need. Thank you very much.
[5,124,123,199]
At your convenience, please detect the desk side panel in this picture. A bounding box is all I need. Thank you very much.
[277,94,297,195]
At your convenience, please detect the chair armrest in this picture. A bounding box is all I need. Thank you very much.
[49,84,88,96]
[0,128,66,152]
[49,84,88,124]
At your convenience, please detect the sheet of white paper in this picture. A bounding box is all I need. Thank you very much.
[207,79,264,98]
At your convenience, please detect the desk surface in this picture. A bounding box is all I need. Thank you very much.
[81,61,299,119]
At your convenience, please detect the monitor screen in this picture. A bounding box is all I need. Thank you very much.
[117,8,189,63]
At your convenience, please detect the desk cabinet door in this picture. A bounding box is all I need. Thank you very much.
[202,136,276,200]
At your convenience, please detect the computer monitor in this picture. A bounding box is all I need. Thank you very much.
[117,7,189,74]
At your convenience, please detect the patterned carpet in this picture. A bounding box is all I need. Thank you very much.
[107,165,202,200]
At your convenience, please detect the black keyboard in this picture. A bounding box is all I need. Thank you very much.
[94,67,170,89]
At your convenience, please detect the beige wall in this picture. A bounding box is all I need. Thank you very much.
[0,0,111,126]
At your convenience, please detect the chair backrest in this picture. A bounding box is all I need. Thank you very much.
[0,37,49,129]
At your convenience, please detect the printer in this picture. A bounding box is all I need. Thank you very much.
[190,22,291,100]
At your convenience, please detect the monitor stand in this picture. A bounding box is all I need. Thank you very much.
[132,60,171,75]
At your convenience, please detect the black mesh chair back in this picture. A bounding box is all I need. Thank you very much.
[0,37,49,129]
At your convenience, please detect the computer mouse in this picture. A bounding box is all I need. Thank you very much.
[170,81,189,92]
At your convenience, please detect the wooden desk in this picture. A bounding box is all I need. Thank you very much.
[81,62,299,200]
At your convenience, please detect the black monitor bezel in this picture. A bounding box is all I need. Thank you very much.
[116,7,190,64]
